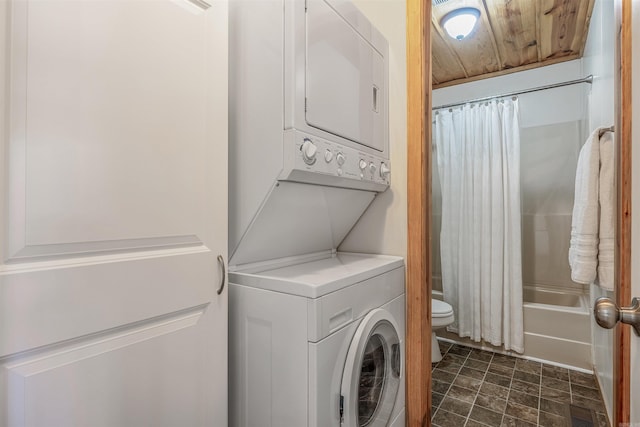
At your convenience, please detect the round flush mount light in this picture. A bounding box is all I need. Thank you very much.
[441,7,481,40]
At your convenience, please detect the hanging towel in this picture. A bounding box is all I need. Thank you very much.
[597,131,615,291]
[569,128,602,284]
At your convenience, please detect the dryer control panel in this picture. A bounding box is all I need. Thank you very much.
[280,130,390,192]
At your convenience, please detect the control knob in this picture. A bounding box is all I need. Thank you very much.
[301,139,317,165]
[369,162,377,175]
[359,159,367,171]
[324,150,334,163]
[336,152,346,166]
[380,162,390,178]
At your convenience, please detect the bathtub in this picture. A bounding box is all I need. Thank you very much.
[432,286,592,370]
[522,285,591,369]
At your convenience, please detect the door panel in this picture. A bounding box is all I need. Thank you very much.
[0,0,228,425]
[306,0,384,151]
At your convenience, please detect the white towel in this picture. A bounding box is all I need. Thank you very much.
[597,131,615,291]
[569,128,601,284]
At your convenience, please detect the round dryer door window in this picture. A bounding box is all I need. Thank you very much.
[340,308,402,427]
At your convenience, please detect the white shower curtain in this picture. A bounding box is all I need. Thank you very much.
[434,98,524,353]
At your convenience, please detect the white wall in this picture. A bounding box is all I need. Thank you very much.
[339,0,407,257]
[582,0,615,419]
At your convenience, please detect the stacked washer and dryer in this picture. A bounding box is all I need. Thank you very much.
[228,1,405,426]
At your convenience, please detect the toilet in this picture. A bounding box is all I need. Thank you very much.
[432,299,455,363]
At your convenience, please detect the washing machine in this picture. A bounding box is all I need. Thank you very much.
[229,251,405,427]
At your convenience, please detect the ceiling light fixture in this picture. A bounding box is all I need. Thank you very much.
[441,7,480,40]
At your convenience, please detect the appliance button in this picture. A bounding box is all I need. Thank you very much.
[380,162,390,178]
[301,138,317,165]
[336,152,346,166]
[369,162,377,175]
[359,159,367,170]
[324,149,334,163]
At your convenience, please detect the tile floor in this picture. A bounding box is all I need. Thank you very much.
[431,341,610,427]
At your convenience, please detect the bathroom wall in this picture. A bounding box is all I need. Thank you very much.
[582,0,615,418]
[339,0,407,258]
[432,60,587,294]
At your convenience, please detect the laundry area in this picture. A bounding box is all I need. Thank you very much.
[227,1,405,426]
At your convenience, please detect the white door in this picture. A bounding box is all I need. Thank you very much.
[0,0,228,426]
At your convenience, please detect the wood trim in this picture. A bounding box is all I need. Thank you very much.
[432,53,581,89]
[406,1,431,426]
[614,0,632,424]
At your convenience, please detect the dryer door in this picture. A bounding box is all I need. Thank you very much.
[305,0,385,152]
[340,309,402,427]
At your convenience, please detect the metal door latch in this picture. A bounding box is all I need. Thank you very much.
[594,296,640,336]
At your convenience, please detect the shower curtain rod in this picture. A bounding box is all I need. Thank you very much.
[433,74,594,110]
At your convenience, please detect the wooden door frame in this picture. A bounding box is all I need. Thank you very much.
[406,1,633,425]
[615,0,631,425]
[406,1,431,425]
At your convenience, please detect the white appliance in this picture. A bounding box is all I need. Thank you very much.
[229,1,403,426]
[229,0,390,266]
[229,252,405,427]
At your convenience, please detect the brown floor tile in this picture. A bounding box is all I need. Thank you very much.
[510,379,540,396]
[465,358,489,372]
[440,395,472,418]
[501,415,536,426]
[569,370,598,389]
[448,384,478,403]
[538,410,566,427]
[453,375,483,392]
[432,368,456,384]
[442,352,468,365]
[469,405,504,426]
[475,392,507,413]
[485,372,512,388]
[540,386,571,404]
[466,419,491,427]
[432,408,467,426]
[460,366,486,380]
[429,343,609,427]
[479,381,510,400]
[504,400,539,424]
[571,383,602,401]
[432,392,445,409]
[572,394,606,413]
[469,348,494,362]
[438,340,452,354]
[539,397,568,416]
[542,364,570,382]
[437,360,463,375]
[542,376,571,393]
[433,379,451,395]
[595,411,610,427]
[449,344,472,357]
[515,359,542,375]
[508,389,539,410]
[488,363,514,377]
[513,369,540,385]
[491,354,517,368]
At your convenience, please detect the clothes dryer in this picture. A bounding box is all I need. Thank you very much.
[229,252,405,427]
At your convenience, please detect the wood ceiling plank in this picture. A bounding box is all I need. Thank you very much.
[432,53,580,89]
[431,0,595,87]
[539,0,595,60]
[431,28,468,83]
[535,0,542,61]
[431,0,501,80]
[483,0,538,69]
